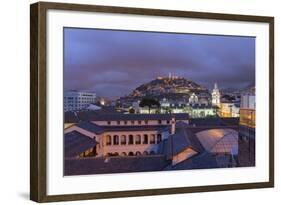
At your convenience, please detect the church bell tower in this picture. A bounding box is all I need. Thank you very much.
[212,83,220,106]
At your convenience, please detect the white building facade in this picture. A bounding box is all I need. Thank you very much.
[64,90,96,111]
[211,83,221,106]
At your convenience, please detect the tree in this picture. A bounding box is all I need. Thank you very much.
[139,98,160,114]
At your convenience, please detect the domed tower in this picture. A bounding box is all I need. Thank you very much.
[189,93,198,105]
[212,83,220,106]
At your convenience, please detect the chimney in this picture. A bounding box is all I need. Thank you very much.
[171,117,176,135]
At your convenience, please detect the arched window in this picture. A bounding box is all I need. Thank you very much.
[113,135,119,145]
[113,152,119,156]
[135,135,141,144]
[128,135,134,144]
[120,152,127,156]
[121,135,126,145]
[157,134,162,143]
[106,135,112,146]
[128,151,134,156]
[143,151,148,155]
[150,134,156,144]
[135,151,142,156]
[143,134,148,144]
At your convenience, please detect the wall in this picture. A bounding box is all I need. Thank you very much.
[0,0,280,205]
[100,130,160,155]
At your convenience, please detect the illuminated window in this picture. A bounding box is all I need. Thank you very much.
[150,134,156,144]
[106,135,111,145]
[135,135,141,144]
[121,135,126,145]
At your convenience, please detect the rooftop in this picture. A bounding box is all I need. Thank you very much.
[158,122,204,159]
[65,111,189,123]
[79,112,189,121]
[64,131,97,158]
[64,155,169,175]
[64,111,79,123]
[189,117,239,127]
[166,152,233,170]
[196,128,238,154]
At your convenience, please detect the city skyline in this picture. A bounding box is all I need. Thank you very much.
[64,28,255,98]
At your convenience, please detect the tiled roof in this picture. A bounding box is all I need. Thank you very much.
[78,112,189,122]
[189,117,239,126]
[64,131,97,158]
[158,122,204,159]
[64,111,80,123]
[75,121,169,134]
[166,152,219,170]
[64,155,169,175]
[196,129,238,154]
[76,121,104,134]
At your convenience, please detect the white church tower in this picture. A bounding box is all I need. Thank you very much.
[212,83,220,106]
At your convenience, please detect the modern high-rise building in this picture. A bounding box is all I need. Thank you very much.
[64,90,96,111]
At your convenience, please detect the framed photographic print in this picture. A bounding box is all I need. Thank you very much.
[30,1,274,202]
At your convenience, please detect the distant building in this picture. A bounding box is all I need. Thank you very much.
[211,83,221,106]
[189,93,199,105]
[137,97,216,118]
[238,89,255,167]
[219,102,240,118]
[64,90,96,111]
[86,104,101,111]
[190,104,216,118]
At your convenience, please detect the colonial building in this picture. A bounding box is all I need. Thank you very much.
[189,93,199,105]
[190,104,216,118]
[64,113,189,157]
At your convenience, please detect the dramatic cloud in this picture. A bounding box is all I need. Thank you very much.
[64,28,255,98]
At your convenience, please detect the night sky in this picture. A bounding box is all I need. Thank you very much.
[64,28,255,99]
